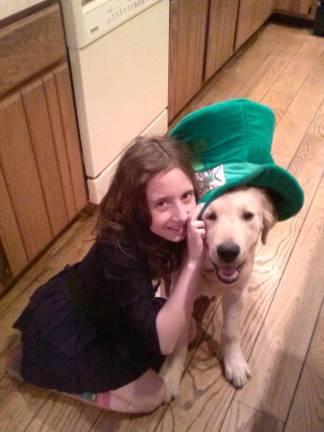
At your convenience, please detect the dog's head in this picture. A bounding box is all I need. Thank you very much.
[201,187,277,286]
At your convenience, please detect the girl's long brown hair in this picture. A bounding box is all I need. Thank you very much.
[96,135,200,288]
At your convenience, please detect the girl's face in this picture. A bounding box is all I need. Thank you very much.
[146,167,196,242]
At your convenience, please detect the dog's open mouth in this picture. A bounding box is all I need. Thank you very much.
[212,262,244,284]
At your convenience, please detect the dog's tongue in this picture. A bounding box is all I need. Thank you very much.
[217,265,239,284]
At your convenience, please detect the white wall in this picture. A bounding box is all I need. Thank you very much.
[0,0,45,20]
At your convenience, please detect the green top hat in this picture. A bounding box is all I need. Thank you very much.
[170,98,304,221]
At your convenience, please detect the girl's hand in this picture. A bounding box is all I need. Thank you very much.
[186,203,206,266]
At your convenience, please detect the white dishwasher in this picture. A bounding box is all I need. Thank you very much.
[60,0,169,203]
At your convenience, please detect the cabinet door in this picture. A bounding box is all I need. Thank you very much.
[235,0,275,49]
[205,0,240,81]
[0,167,29,279]
[0,92,53,261]
[0,63,87,280]
[169,0,209,120]
[276,0,314,16]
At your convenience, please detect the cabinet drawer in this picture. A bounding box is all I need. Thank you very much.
[0,4,66,97]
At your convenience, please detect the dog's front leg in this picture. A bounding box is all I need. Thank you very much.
[159,320,189,402]
[221,291,251,388]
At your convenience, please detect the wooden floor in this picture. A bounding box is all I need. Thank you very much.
[1,21,324,432]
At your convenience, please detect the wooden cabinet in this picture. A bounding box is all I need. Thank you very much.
[275,0,317,18]
[168,0,317,120]
[0,4,87,292]
[168,0,209,120]
[168,0,277,119]
[235,0,276,50]
[205,0,240,82]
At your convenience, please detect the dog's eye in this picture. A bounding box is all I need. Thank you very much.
[242,211,254,221]
[206,212,217,221]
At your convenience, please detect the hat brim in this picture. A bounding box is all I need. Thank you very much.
[197,162,304,221]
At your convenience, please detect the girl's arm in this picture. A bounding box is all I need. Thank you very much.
[156,204,205,355]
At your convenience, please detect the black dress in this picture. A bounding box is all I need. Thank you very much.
[13,239,166,394]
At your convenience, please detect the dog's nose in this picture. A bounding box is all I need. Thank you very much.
[217,242,240,263]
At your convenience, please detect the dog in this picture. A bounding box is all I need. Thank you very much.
[159,186,277,401]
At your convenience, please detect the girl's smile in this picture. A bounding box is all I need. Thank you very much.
[146,167,196,242]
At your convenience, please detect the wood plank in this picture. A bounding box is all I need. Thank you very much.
[306,50,324,87]
[23,389,99,432]
[171,25,318,137]
[54,64,87,212]
[220,400,284,432]
[272,80,324,167]
[46,219,96,272]
[0,4,65,97]
[276,0,314,15]
[275,0,291,11]
[262,34,324,122]
[235,163,324,421]
[22,78,68,236]
[43,213,96,265]
[237,32,304,102]
[294,0,317,17]
[285,301,324,432]
[205,0,239,81]
[0,93,52,260]
[0,374,51,432]
[235,0,274,50]
[168,0,209,120]
[273,96,324,221]
[170,28,283,127]
[0,168,28,277]
[257,22,310,43]
[43,69,77,220]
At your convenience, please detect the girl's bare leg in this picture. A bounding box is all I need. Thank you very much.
[109,369,166,413]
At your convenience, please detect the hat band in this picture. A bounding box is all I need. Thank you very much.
[196,164,226,197]
[196,162,269,200]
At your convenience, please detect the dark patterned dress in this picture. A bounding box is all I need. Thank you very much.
[13,239,166,393]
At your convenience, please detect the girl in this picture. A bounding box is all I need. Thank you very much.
[9,136,205,414]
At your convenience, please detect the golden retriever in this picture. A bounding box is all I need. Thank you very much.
[160,186,277,400]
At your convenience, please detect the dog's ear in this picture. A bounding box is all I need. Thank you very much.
[260,191,278,245]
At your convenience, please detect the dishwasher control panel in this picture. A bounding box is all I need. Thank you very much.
[61,0,161,48]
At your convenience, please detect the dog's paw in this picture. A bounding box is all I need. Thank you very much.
[160,371,182,403]
[223,352,251,388]
[159,363,183,403]
[164,376,181,403]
